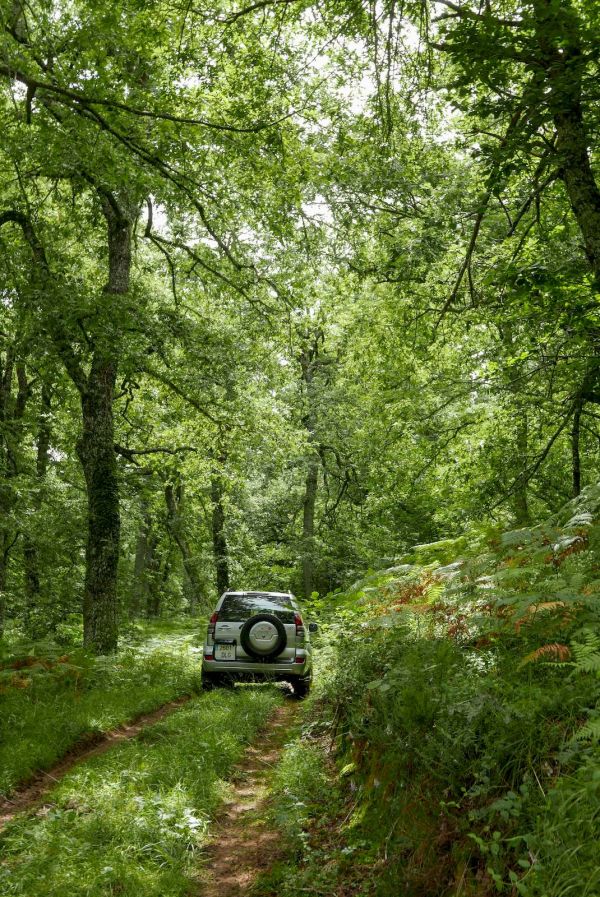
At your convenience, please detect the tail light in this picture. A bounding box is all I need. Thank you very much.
[294,612,305,640]
[208,611,218,640]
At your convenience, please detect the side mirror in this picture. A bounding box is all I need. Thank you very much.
[308,622,319,633]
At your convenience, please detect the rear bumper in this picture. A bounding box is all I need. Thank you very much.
[202,656,310,678]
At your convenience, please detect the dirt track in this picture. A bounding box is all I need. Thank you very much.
[195,700,298,897]
[0,694,193,829]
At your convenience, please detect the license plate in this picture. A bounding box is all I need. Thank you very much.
[215,643,236,661]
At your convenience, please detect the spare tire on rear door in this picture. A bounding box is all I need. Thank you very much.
[240,613,287,660]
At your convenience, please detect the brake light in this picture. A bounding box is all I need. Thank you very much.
[208,611,219,641]
[294,612,305,640]
[294,655,305,663]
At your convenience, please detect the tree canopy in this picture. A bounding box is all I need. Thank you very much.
[1,0,599,650]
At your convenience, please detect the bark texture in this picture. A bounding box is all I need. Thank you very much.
[299,332,324,601]
[210,453,230,597]
[301,457,318,601]
[131,505,154,618]
[533,0,600,287]
[0,352,29,635]
[77,194,133,653]
[165,481,204,613]
[0,200,133,653]
[77,351,121,652]
[23,381,52,619]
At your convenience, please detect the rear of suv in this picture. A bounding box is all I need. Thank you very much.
[201,591,316,697]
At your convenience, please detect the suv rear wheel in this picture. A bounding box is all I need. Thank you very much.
[202,672,233,690]
[291,674,312,698]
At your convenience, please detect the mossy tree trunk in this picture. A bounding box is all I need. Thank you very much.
[76,193,133,653]
[0,200,132,652]
[299,330,325,601]
[0,351,30,636]
[77,352,120,652]
[165,481,205,613]
[23,381,52,623]
[533,0,600,289]
[130,503,157,619]
[211,450,230,597]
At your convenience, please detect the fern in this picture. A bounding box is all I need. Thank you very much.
[570,629,600,675]
[519,643,571,667]
[425,581,445,603]
[570,714,600,743]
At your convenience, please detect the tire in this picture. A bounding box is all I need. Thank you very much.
[200,673,221,691]
[240,613,287,660]
[291,675,312,699]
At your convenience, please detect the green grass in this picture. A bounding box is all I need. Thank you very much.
[0,620,205,796]
[253,491,600,897]
[251,661,346,897]
[0,686,281,897]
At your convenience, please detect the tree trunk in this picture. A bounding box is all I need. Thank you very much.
[0,350,12,639]
[77,194,132,653]
[0,549,9,638]
[130,504,154,619]
[572,399,583,497]
[513,411,530,526]
[299,334,324,601]
[210,457,229,596]
[301,456,319,600]
[146,536,164,618]
[0,204,130,652]
[499,324,530,524]
[0,352,30,636]
[77,352,120,653]
[533,0,600,287]
[165,481,204,613]
[23,381,52,621]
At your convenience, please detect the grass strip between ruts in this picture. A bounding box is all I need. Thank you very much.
[0,686,281,897]
[0,625,203,796]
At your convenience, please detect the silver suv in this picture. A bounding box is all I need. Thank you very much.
[201,591,317,697]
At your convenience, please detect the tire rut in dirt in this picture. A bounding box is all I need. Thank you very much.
[0,694,194,829]
[195,699,299,897]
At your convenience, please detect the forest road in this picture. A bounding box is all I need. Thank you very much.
[194,698,299,897]
[0,694,194,830]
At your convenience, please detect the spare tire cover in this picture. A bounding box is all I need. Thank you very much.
[240,613,287,660]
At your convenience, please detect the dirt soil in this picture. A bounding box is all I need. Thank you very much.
[196,699,299,897]
[0,694,194,829]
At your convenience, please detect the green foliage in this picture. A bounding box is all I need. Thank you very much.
[286,492,600,896]
[1,0,600,889]
[269,739,333,851]
[517,750,600,897]
[0,624,203,796]
[0,687,280,897]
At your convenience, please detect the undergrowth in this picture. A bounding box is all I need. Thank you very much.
[0,687,280,897]
[0,620,204,796]
[263,484,600,897]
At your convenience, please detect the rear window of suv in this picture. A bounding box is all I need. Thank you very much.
[218,594,295,623]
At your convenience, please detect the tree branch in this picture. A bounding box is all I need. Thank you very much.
[142,367,224,425]
[115,443,197,462]
[0,209,88,393]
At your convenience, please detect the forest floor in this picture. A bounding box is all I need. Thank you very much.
[0,694,193,829]
[0,619,204,797]
[0,684,296,897]
[195,700,299,897]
